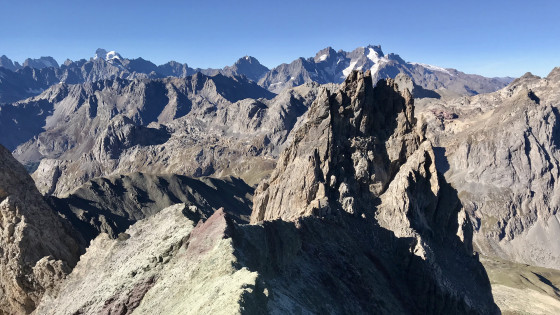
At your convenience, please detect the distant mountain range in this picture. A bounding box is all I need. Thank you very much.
[0,45,513,104]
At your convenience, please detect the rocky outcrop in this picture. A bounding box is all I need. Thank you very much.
[250,71,498,313]
[252,70,422,222]
[0,145,80,314]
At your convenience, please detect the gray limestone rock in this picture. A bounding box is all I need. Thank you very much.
[421,67,560,269]
[252,70,421,222]
[7,75,324,196]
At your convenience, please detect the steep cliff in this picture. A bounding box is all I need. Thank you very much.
[422,67,560,269]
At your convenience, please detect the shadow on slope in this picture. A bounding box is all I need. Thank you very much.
[48,172,254,245]
[231,199,495,314]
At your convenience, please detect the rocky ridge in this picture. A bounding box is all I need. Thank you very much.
[0,50,271,104]
[259,45,511,96]
[417,67,560,269]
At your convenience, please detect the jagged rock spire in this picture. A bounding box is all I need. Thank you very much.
[251,70,423,222]
[250,70,497,313]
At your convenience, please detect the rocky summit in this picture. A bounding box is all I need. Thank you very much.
[251,71,498,313]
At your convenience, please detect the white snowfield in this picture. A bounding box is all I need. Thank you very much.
[409,62,451,75]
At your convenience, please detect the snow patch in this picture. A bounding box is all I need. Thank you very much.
[370,56,389,74]
[106,51,121,60]
[94,49,122,61]
[342,60,359,77]
[317,54,328,62]
[26,88,44,94]
[409,62,451,75]
[367,48,381,62]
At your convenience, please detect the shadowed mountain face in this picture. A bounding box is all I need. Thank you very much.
[48,173,254,243]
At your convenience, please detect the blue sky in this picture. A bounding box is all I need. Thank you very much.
[1,0,559,77]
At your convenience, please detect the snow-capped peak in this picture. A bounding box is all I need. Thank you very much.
[94,48,122,61]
